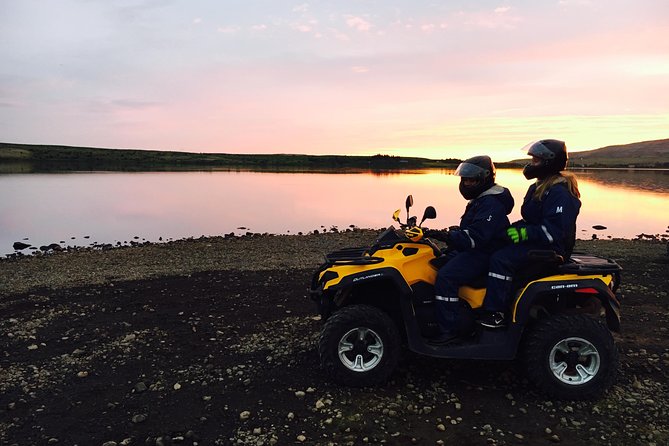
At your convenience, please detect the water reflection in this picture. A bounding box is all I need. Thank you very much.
[574,168,669,193]
[0,169,666,256]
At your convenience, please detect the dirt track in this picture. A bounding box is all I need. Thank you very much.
[1,233,668,445]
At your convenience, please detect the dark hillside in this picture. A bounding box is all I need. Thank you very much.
[0,142,461,172]
[508,138,669,168]
[569,138,669,167]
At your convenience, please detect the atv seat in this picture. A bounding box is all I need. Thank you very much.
[434,250,565,290]
[512,250,565,288]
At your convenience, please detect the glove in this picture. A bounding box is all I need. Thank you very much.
[507,226,528,244]
[405,226,423,242]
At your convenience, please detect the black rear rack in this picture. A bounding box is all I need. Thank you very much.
[324,247,384,266]
[559,253,622,274]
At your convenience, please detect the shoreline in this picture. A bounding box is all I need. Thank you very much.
[1,229,666,296]
[5,225,669,259]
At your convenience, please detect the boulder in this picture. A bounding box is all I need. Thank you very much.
[13,241,31,250]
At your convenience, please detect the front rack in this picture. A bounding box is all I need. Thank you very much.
[323,247,384,266]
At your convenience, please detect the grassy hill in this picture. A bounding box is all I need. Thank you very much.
[509,138,669,168]
[568,138,669,168]
[2,139,667,172]
[0,142,462,172]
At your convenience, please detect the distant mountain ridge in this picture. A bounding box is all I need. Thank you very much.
[1,138,667,171]
[511,138,669,168]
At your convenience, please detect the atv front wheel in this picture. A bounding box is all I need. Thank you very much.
[523,314,619,400]
[318,304,400,387]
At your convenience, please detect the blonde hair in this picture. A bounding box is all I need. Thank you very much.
[533,172,580,201]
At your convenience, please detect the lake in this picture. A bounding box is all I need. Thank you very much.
[1,168,667,256]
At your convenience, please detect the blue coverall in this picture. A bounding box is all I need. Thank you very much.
[482,180,581,313]
[434,185,514,334]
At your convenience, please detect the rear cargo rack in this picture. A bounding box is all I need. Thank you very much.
[559,253,622,274]
[324,247,384,266]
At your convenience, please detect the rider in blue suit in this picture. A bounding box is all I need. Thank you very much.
[425,156,514,343]
[479,139,581,328]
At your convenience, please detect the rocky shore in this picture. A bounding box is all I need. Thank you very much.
[1,231,668,446]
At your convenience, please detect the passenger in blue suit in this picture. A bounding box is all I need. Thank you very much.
[425,156,514,344]
[479,139,581,328]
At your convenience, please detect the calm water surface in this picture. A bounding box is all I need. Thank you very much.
[1,169,667,256]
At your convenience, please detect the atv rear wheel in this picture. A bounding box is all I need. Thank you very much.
[319,304,400,387]
[523,314,619,400]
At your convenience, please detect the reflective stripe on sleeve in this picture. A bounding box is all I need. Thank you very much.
[541,225,554,243]
[463,229,476,249]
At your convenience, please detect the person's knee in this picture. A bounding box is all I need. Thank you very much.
[436,265,460,284]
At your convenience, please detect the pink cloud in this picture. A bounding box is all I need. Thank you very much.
[345,15,372,31]
[456,7,522,29]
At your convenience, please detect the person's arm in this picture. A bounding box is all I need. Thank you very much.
[510,186,578,247]
[449,198,508,251]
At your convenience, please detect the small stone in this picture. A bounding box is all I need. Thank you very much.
[295,391,306,399]
[102,442,117,446]
[173,383,181,390]
[131,413,147,423]
[514,433,524,440]
[27,344,38,350]
[77,371,89,378]
[240,410,251,421]
[437,424,446,431]
[134,382,147,392]
[297,434,306,442]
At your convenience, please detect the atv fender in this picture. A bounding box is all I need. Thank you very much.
[311,267,412,319]
[513,277,621,332]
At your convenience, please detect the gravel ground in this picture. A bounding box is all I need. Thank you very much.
[0,230,379,295]
[1,231,668,446]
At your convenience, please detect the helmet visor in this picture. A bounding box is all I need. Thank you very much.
[454,162,488,178]
[521,141,556,160]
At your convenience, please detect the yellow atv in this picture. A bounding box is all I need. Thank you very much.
[310,196,622,400]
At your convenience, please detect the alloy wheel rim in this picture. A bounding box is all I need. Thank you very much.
[549,337,601,385]
[338,327,384,372]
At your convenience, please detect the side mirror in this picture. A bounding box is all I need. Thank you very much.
[392,209,401,223]
[419,206,437,227]
[405,195,414,225]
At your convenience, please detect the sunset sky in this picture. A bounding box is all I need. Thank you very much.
[1,0,668,161]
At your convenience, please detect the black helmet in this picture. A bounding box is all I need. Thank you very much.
[455,155,496,200]
[522,139,568,180]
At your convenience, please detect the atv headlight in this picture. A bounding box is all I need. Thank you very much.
[319,270,339,287]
